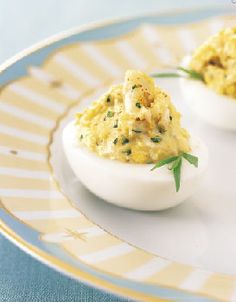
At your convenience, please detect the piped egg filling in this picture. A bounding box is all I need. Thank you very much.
[189,27,236,99]
[75,70,190,164]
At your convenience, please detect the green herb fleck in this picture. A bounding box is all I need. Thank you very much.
[107,111,114,118]
[80,134,83,140]
[121,136,129,145]
[122,149,132,156]
[136,102,142,108]
[158,126,166,134]
[151,153,199,192]
[151,136,162,143]
[132,129,142,133]
[113,120,118,128]
[132,84,141,90]
[169,116,173,121]
[113,138,118,145]
[106,95,111,103]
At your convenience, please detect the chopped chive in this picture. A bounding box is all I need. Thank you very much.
[136,102,142,108]
[113,138,118,145]
[113,120,118,128]
[80,134,83,140]
[121,136,129,145]
[169,116,173,121]
[107,111,114,118]
[151,136,162,143]
[106,96,111,103]
[158,126,166,134]
[132,84,141,90]
[122,149,132,155]
[132,129,142,133]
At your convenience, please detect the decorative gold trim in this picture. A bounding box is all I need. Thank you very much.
[0,220,168,302]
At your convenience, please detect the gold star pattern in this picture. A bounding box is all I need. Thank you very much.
[64,228,88,241]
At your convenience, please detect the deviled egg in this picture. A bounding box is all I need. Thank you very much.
[63,70,208,211]
[179,27,236,131]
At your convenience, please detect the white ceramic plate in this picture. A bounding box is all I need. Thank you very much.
[1,7,236,302]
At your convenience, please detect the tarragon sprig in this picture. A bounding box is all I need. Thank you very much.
[151,67,203,81]
[151,153,198,192]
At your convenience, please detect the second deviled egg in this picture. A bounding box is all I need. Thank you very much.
[179,27,236,131]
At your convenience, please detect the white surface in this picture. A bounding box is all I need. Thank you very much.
[0,0,232,64]
[51,78,236,275]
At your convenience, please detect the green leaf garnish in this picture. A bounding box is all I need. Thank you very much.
[151,153,199,192]
[173,157,182,192]
[182,153,198,167]
[113,138,118,145]
[177,67,203,81]
[151,67,203,81]
[151,72,182,78]
[151,156,178,171]
[136,102,142,108]
[169,157,181,170]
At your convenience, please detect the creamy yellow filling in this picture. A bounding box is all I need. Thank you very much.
[190,27,236,99]
[76,70,190,164]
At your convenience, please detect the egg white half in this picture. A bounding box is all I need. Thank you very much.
[63,121,208,211]
[180,56,236,131]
